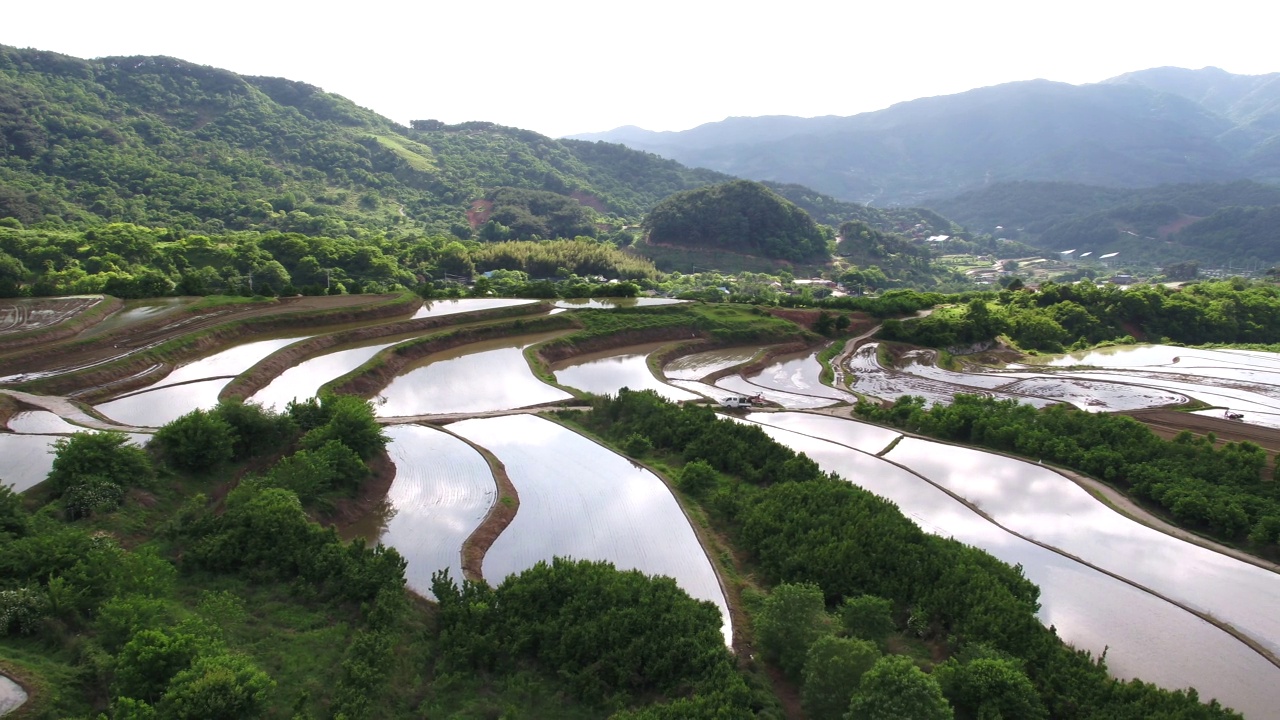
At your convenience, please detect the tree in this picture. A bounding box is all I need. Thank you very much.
[114,626,214,702]
[156,653,275,719]
[755,582,831,681]
[300,394,388,460]
[934,657,1046,720]
[0,484,30,539]
[678,460,718,496]
[153,409,235,473]
[802,636,881,720]
[846,655,954,720]
[841,595,895,647]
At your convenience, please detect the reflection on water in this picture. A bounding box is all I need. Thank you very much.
[162,336,310,386]
[663,347,764,381]
[6,410,85,434]
[412,298,536,319]
[0,674,27,716]
[745,349,852,401]
[884,437,1280,658]
[0,434,57,492]
[252,342,397,410]
[743,412,901,455]
[552,297,684,310]
[744,416,1280,718]
[449,414,732,644]
[555,343,700,402]
[356,424,496,597]
[376,332,571,417]
[96,378,227,426]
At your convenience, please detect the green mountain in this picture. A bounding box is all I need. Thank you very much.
[926,180,1280,265]
[0,45,735,236]
[572,69,1280,206]
[642,180,832,261]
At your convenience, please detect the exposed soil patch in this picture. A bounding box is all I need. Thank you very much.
[0,295,121,351]
[569,190,609,214]
[466,199,493,230]
[1124,408,1280,476]
[1157,214,1202,239]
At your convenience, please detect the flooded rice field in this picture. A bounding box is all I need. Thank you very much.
[884,437,1280,658]
[252,341,399,410]
[715,375,837,409]
[78,297,192,338]
[375,331,572,417]
[554,343,700,402]
[742,414,1280,718]
[552,297,685,310]
[96,378,227,427]
[369,424,497,597]
[0,295,103,335]
[0,433,58,492]
[6,410,87,434]
[744,349,853,401]
[663,346,763,381]
[411,298,537,319]
[0,674,27,716]
[448,414,732,643]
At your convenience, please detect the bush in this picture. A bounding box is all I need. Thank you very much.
[153,409,235,473]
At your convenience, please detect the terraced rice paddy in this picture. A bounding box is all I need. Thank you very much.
[554,343,700,402]
[375,424,497,596]
[411,298,537,319]
[448,414,732,643]
[0,433,58,492]
[375,332,572,417]
[663,347,763,381]
[6,409,86,434]
[551,297,685,309]
[252,341,399,410]
[741,413,1280,719]
[744,349,853,401]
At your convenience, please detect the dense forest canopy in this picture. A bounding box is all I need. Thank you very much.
[643,180,833,261]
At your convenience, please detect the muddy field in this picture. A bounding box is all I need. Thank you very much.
[1125,409,1280,470]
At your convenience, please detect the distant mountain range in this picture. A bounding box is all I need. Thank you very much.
[571,68,1280,206]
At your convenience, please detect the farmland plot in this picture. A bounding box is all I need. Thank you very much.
[552,297,684,309]
[0,434,58,493]
[741,411,902,455]
[884,437,1280,659]
[375,332,571,417]
[252,341,399,410]
[6,410,87,434]
[554,343,700,402]
[741,417,1280,719]
[715,375,836,409]
[663,347,764,381]
[411,298,537,319]
[744,349,853,401]
[0,295,103,335]
[374,424,497,597]
[448,414,732,643]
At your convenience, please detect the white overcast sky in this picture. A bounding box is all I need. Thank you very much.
[3,1,1275,138]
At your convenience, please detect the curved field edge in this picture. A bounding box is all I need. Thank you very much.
[0,295,121,353]
[777,410,1280,671]
[14,293,422,400]
[426,424,522,584]
[544,412,751,656]
[320,314,581,398]
[220,301,554,402]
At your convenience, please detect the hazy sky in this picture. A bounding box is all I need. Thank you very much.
[3,1,1275,138]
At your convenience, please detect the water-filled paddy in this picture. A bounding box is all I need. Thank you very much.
[6,410,86,434]
[552,297,685,309]
[554,343,700,402]
[741,415,1280,717]
[375,331,572,417]
[448,414,732,643]
[715,375,836,409]
[663,347,764,381]
[0,674,27,716]
[744,349,852,401]
[252,341,399,410]
[883,436,1280,658]
[411,298,537,319]
[96,378,227,427]
[372,424,496,597]
[0,433,58,492]
[78,297,191,339]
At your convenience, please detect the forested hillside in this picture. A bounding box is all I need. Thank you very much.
[0,46,727,236]
[926,180,1280,265]
[573,69,1280,205]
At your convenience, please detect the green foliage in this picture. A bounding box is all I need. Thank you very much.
[155,653,275,720]
[934,657,1046,720]
[857,394,1278,552]
[644,180,832,261]
[755,582,832,681]
[262,440,368,502]
[623,432,654,457]
[153,408,236,473]
[47,431,152,517]
[0,483,30,538]
[209,400,297,460]
[678,460,719,496]
[114,625,219,702]
[840,595,896,646]
[801,635,881,720]
[299,394,388,460]
[845,655,954,720]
